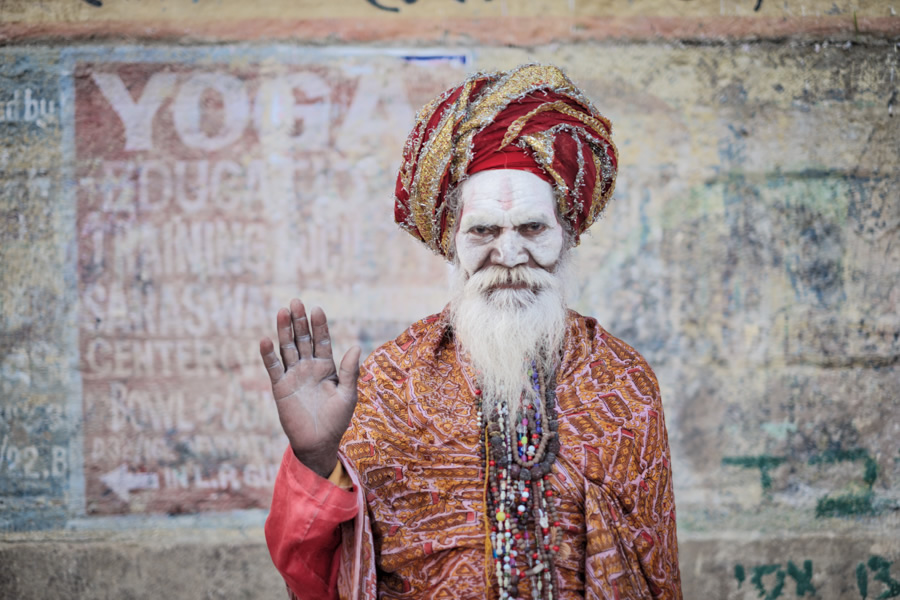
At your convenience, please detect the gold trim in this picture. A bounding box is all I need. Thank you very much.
[397,64,619,256]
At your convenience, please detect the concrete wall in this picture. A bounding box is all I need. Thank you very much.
[1,2,898,598]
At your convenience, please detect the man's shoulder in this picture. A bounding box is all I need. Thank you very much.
[560,314,673,495]
[564,310,653,370]
[560,310,663,413]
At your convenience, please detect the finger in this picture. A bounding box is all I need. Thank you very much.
[309,306,333,360]
[337,345,362,402]
[290,298,313,359]
[276,308,299,367]
[259,337,285,383]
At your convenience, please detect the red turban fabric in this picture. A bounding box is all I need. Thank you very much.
[394,64,618,259]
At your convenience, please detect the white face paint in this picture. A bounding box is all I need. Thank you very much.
[454,169,564,278]
[450,170,570,415]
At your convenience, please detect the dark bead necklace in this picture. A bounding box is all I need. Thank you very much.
[478,362,561,600]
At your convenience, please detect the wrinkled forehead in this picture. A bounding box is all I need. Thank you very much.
[459,170,557,218]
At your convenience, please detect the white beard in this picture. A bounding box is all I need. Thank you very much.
[448,253,572,418]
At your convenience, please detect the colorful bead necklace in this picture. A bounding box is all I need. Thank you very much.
[477,362,562,600]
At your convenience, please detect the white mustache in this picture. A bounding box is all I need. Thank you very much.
[449,254,571,418]
[466,265,557,295]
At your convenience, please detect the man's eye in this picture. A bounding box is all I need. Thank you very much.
[523,222,547,233]
[470,226,491,235]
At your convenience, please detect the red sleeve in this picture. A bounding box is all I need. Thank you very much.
[265,446,359,600]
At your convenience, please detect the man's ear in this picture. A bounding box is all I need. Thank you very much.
[446,184,466,263]
[446,238,459,265]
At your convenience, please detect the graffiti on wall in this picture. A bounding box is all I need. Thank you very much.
[71,49,466,515]
[734,556,900,599]
[722,447,880,517]
[365,0,491,12]
[734,560,815,599]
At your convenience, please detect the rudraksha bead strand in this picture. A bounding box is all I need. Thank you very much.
[480,361,560,600]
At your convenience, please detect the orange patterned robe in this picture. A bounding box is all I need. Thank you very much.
[268,308,681,600]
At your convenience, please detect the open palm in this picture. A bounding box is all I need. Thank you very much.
[259,299,361,478]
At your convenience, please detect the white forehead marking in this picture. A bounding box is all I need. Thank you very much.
[459,170,557,226]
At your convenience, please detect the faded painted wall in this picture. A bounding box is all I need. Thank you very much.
[73,49,464,517]
[1,0,899,41]
[3,47,465,524]
[1,50,71,533]
[1,2,899,598]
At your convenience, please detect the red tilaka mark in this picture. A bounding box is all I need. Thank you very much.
[620,428,635,438]
[497,176,515,210]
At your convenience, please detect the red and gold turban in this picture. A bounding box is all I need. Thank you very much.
[394,64,618,259]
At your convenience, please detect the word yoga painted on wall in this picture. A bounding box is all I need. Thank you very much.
[74,53,466,514]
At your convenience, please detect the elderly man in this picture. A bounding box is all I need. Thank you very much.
[261,64,681,600]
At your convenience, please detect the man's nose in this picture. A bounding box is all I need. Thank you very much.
[490,232,528,268]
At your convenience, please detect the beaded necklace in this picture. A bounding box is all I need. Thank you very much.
[477,362,562,600]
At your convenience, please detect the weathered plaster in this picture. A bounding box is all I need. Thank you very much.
[1,37,898,600]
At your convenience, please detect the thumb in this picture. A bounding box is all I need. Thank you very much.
[336,345,362,401]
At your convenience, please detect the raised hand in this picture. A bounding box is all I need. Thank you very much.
[259,299,361,478]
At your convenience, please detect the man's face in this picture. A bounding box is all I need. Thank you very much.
[454,169,565,280]
[449,169,570,409]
